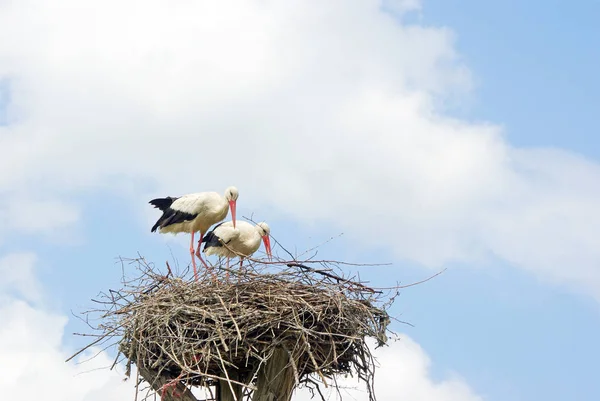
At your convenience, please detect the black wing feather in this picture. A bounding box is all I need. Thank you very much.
[150,206,198,233]
[202,221,227,250]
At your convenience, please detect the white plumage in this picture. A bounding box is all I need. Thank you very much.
[203,221,272,266]
[150,186,239,280]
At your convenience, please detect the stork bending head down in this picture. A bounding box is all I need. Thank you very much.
[202,220,272,278]
[149,186,239,280]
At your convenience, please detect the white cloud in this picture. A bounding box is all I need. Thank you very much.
[295,337,483,401]
[0,252,482,401]
[0,0,598,299]
[0,251,134,401]
[0,297,135,401]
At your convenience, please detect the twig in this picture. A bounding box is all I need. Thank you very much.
[286,263,382,294]
[65,326,119,362]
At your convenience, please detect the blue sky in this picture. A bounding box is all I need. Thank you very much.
[411,2,600,399]
[0,1,599,401]
[420,0,600,157]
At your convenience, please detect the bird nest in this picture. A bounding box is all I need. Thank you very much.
[70,257,399,401]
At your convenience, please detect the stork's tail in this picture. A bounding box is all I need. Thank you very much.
[149,196,178,232]
[149,196,177,211]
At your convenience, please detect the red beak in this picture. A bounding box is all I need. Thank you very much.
[262,235,272,259]
[229,200,237,229]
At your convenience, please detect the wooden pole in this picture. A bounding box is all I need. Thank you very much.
[218,370,244,401]
[251,348,295,401]
[137,350,296,401]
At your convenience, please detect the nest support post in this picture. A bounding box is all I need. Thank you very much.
[252,348,295,401]
[217,348,294,401]
[218,370,243,401]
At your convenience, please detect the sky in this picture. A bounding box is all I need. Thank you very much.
[0,0,599,400]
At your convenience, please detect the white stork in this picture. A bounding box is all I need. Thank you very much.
[149,186,239,280]
[202,220,272,277]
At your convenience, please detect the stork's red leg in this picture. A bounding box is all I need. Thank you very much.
[190,231,198,281]
[195,233,208,268]
[195,232,203,259]
[195,232,216,281]
[197,252,210,269]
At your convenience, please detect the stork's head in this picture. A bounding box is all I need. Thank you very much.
[255,222,272,259]
[224,186,239,228]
